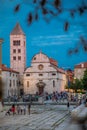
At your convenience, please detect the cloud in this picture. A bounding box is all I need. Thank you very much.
[31,34,79,46]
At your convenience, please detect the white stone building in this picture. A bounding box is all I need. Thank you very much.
[24,52,67,95]
[1,64,19,98]
[74,62,87,80]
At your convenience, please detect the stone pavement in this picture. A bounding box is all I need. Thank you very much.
[0,105,74,130]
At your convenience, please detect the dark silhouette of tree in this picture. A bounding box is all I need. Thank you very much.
[82,69,87,90]
[13,0,87,54]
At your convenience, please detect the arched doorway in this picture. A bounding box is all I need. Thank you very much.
[36,82,46,95]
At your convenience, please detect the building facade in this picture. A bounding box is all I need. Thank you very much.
[74,62,87,80]
[10,23,26,75]
[24,52,67,95]
[1,64,19,98]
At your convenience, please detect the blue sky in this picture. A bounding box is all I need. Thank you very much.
[0,0,87,69]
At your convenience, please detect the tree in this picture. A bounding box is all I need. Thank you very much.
[82,69,87,90]
[68,78,83,93]
[13,0,87,54]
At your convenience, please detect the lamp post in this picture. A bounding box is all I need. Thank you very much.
[0,38,4,111]
[73,77,76,93]
[0,38,4,100]
[0,38,3,66]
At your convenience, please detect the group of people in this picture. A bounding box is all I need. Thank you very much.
[44,91,68,102]
[5,104,31,116]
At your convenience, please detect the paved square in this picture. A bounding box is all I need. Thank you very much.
[0,105,72,130]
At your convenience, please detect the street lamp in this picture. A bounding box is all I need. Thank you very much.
[0,38,4,66]
[0,38,4,101]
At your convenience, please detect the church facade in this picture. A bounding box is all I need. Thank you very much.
[23,52,67,95]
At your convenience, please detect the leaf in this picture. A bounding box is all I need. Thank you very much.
[33,0,37,3]
[83,5,87,10]
[84,45,87,51]
[58,8,62,13]
[49,10,55,15]
[27,13,33,25]
[78,7,84,15]
[70,10,75,18]
[74,48,79,53]
[80,36,87,45]
[35,13,38,20]
[42,8,48,15]
[64,21,69,31]
[40,0,46,7]
[68,49,73,55]
[54,0,61,8]
[14,4,20,12]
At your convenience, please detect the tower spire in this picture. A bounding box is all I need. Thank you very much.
[10,23,25,35]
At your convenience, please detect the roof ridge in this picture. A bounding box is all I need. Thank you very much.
[10,23,25,35]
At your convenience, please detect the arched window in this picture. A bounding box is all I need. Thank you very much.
[53,80,55,87]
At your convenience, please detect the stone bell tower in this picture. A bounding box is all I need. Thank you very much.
[10,23,26,75]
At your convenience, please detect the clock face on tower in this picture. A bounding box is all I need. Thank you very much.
[38,64,44,70]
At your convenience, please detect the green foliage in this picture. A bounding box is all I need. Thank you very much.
[68,78,83,93]
[82,69,87,90]
[0,78,3,100]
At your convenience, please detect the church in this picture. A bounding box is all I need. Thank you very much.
[10,23,67,95]
[24,52,67,95]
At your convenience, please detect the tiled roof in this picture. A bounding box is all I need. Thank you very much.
[56,67,66,74]
[49,58,58,66]
[51,64,65,74]
[0,64,19,73]
[75,62,87,68]
[10,23,25,35]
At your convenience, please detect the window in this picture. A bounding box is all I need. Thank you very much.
[38,64,44,70]
[18,49,21,53]
[13,56,16,60]
[33,57,36,60]
[52,73,56,76]
[13,40,20,46]
[27,81,29,87]
[9,72,11,76]
[39,74,43,76]
[17,81,18,86]
[26,74,30,76]
[53,80,55,87]
[9,80,11,87]
[13,49,16,53]
[18,56,21,60]
[13,80,15,86]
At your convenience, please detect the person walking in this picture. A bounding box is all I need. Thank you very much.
[16,105,20,115]
[23,105,26,115]
[11,104,16,115]
[67,101,70,112]
[28,103,31,115]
